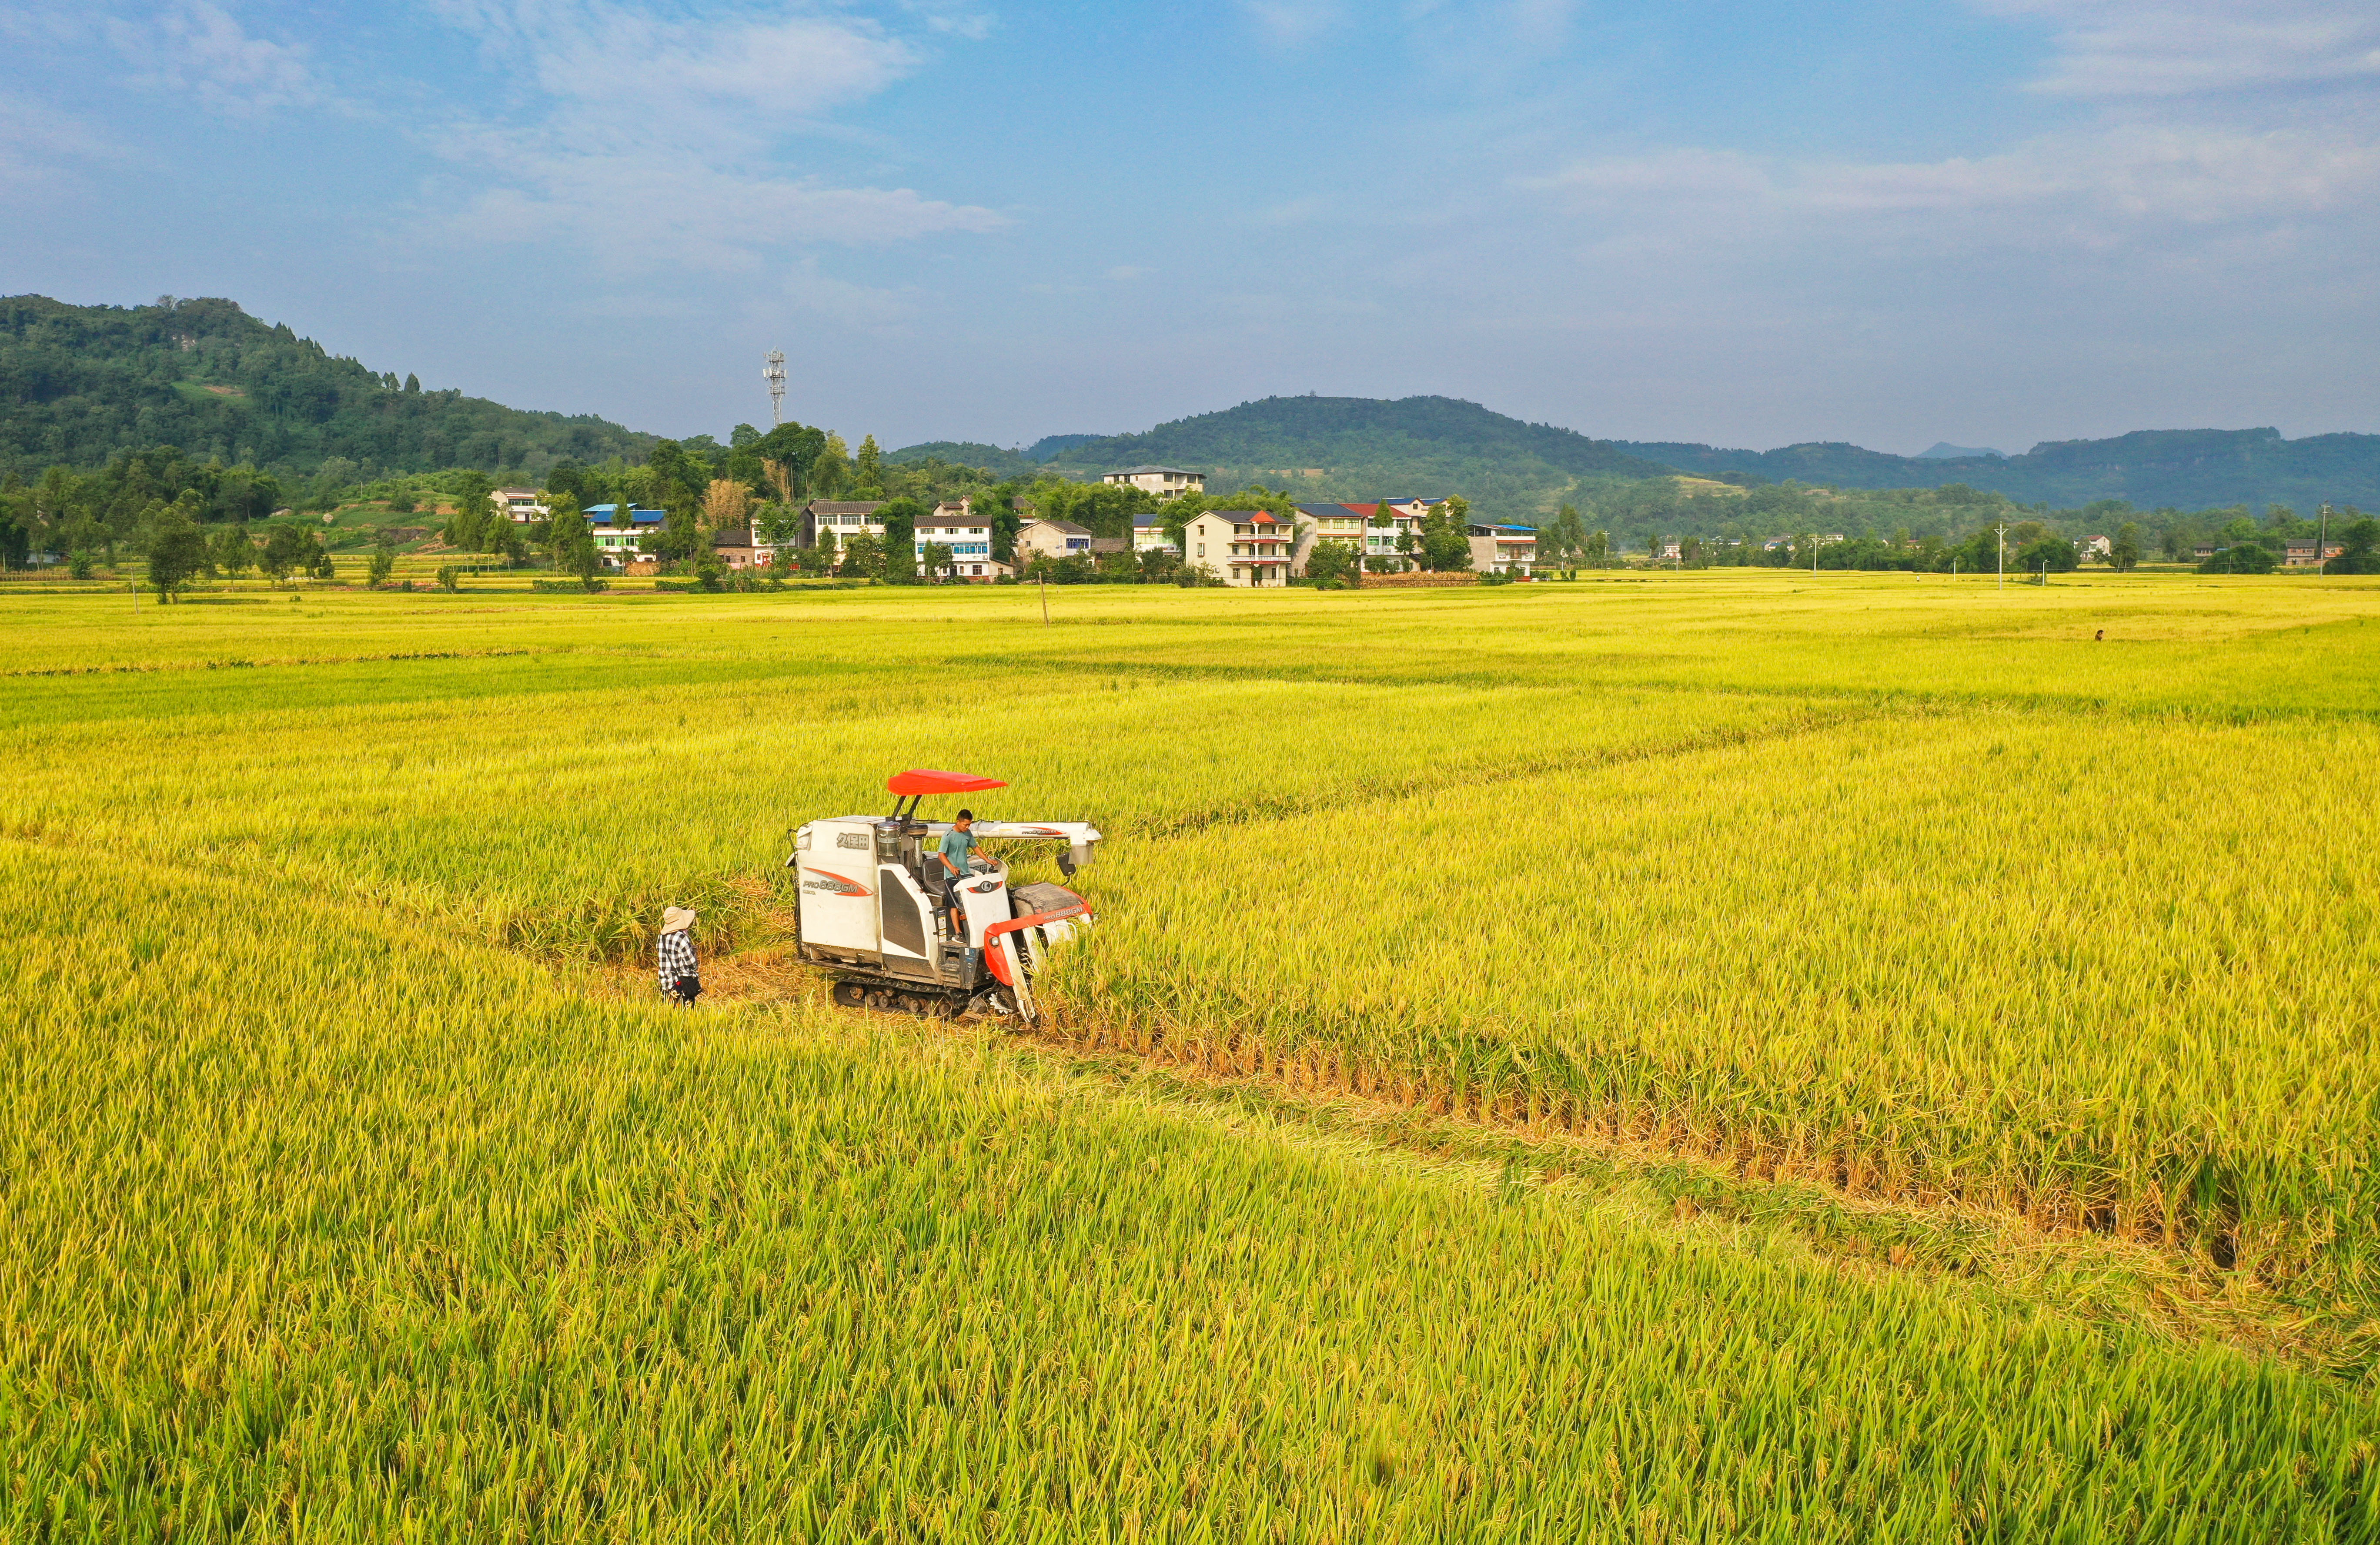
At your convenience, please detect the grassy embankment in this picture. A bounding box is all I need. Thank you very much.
[5,571,2378,1539]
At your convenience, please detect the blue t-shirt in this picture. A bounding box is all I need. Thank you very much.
[939,827,982,880]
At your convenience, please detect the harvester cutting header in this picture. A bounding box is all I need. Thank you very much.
[788,769,1100,1022]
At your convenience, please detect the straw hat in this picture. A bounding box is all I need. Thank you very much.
[662,906,696,935]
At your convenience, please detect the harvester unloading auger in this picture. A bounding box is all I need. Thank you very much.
[786,769,1100,1022]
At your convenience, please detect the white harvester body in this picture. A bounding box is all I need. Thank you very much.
[788,770,1099,1020]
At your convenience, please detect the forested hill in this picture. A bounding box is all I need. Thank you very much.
[1032,396,1676,515]
[1620,428,2380,511]
[0,295,652,482]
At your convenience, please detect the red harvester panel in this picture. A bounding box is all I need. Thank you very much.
[886,769,1009,796]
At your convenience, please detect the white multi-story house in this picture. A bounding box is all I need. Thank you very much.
[1102,466,1206,499]
[804,501,886,548]
[1186,509,1292,587]
[915,511,1001,581]
[493,487,548,523]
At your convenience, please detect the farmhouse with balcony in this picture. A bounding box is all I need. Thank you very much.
[1187,509,1292,587]
[1469,522,1538,575]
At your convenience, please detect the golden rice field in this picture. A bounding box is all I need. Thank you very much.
[5,569,2380,1541]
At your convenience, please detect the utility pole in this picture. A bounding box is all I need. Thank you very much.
[763,350,786,428]
[2318,502,2333,575]
[1996,521,2008,590]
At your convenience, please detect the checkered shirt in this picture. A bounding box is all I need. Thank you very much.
[657,927,699,997]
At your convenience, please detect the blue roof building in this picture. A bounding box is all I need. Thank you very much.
[585,505,666,526]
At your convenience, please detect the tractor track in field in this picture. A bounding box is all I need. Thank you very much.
[634,944,2376,1384]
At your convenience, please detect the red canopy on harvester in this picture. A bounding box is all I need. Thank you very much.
[886,769,1009,796]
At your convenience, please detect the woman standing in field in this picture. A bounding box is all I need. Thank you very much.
[658,906,701,1003]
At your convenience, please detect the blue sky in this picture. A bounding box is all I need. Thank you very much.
[3,0,2376,455]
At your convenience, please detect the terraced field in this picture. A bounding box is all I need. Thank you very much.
[5,571,2377,1541]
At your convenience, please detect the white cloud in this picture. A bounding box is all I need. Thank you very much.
[1237,0,1344,47]
[425,1,1006,266]
[1973,0,2380,98]
[782,260,919,326]
[0,95,124,188]
[1524,126,2380,244]
[107,0,317,116]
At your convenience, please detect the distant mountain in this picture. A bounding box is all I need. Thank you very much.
[883,440,1045,480]
[1027,395,1674,519]
[0,294,652,481]
[1917,442,2006,460]
[1621,428,2380,511]
[1026,434,1103,462]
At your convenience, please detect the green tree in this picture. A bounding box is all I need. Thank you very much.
[2017,536,2078,574]
[2325,516,2380,574]
[436,565,459,592]
[1541,503,1588,573]
[261,523,313,583]
[443,471,494,551]
[877,498,923,582]
[839,531,886,580]
[649,507,706,567]
[2106,522,2142,573]
[1303,538,1359,587]
[920,540,955,582]
[2198,541,2276,575]
[854,435,885,497]
[367,527,398,587]
[209,523,254,578]
[1416,495,1474,572]
[144,499,210,601]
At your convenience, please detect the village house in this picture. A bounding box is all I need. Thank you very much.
[492,487,547,523]
[584,505,664,568]
[712,527,762,569]
[1186,509,1292,587]
[1295,498,1447,570]
[1470,522,1538,575]
[803,500,886,548]
[1102,466,1206,499]
[1015,519,1095,565]
[2285,538,2347,566]
[2079,534,2113,560]
[1131,512,1179,555]
[915,508,1003,581]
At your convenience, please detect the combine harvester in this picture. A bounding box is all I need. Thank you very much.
[786,769,1100,1021]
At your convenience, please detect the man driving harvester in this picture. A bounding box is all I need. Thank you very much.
[936,808,992,939]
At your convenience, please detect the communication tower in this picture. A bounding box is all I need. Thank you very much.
[763,350,787,427]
